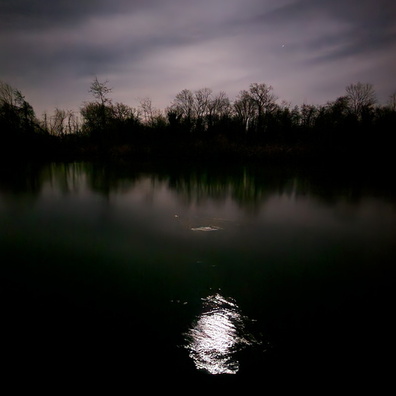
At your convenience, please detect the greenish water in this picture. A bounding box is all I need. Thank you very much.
[1,162,395,391]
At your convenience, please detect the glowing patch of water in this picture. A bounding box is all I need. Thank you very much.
[184,294,258,375]
[190,226,222,232]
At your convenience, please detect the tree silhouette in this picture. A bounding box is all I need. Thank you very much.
[169,89,195,131]
[89,77,112,106]
[206,91,231,131]
[232,83,278,135]
[388,91,396,111]
[233,90,256,133]
[1,77,395,163]
[249,83,278,116]
[345,82,376,119]
[0,80,37,134]
[81,77,114,141]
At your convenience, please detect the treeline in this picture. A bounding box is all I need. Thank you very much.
[1,78,395,163]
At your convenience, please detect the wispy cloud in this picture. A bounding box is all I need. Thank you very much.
[0,0,394,115]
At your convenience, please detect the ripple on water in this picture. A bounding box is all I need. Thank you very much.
[184,293,260,375]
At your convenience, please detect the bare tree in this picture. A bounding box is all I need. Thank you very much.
[388,91,396,111]
[66,110,80,134]
[233,90,256,132]
[89,76,112,106]
[300,104,318,128]
[233,83,278,133]
[0,81,17,107]
[49,108,67,135]
[194,88,212,119]
[345,82,376,117]
[139,97,156,125]
[139,97,165,127]
[210,91,230,116]
[113,102,140,122]
[249,83,278,116]
[168,89,196,131]
[208,91,231,117]
[172,89,195,119]
[83,77,113,134]
[41,111,49,131]
[207,91,231,127]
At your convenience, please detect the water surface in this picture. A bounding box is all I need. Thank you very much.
[1,162,395,391]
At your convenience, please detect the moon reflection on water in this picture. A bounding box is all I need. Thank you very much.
[184,294,260,375]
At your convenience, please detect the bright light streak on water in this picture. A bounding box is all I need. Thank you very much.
[184,294,257,375]
[190,226,222,232]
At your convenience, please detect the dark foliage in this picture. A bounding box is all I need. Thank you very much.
[1,80,395,166]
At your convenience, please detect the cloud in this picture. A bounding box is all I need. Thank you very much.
[0,0,394,115]
[0,0,156,30]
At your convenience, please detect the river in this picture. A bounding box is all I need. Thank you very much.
[1,161,395,391]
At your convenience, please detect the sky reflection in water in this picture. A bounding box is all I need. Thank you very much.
[184,294,258,375]
[1,163,395,385]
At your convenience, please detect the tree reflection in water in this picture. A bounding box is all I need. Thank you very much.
[184,294,259,375]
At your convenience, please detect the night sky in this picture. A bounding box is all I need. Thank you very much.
[1,0,395,116]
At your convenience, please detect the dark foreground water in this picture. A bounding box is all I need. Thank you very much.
[1,162,395,391]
